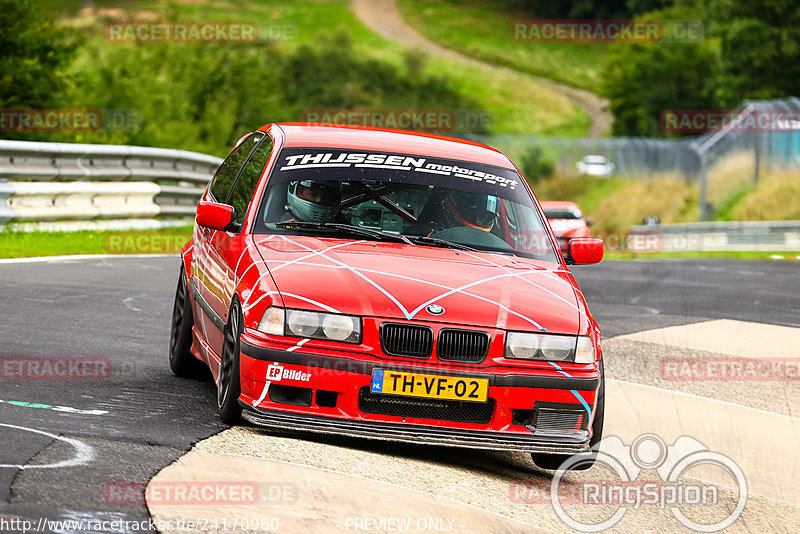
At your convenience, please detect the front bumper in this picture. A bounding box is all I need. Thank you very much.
[241,405,589,453]
[238,336,600,454]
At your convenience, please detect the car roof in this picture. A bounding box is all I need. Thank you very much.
[540,201,581,210]
[266,123,516,170]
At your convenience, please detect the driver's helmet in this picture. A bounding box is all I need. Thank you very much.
[445,190,499,232]
[287,180,342,222]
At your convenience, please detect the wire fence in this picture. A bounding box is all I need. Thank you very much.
[463,97,800,220]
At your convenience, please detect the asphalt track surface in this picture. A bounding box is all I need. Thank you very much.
[0,255,798,532]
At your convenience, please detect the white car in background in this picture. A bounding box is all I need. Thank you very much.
[576,155,614,178]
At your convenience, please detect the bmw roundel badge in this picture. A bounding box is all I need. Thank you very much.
[426,304,445,315]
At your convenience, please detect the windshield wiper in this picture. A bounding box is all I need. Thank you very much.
[277,221,413,244]
[404,235,479,252]
[277,222,483,252]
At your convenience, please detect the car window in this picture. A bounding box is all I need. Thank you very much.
[228,135,274,227]
[256,148,560,262]
[544,208,582,220]
[209,132,265,202]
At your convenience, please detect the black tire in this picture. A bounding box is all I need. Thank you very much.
[217,300,243,424]
[169,266,205,377]
[531,358,605,471]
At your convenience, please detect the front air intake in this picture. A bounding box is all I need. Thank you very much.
[437,329,490,363]
[380,323,434,359]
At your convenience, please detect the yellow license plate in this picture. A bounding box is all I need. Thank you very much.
[370,369,489,402]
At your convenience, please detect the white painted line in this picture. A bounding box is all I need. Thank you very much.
[0,423,95,469]
[0,399,108,416]
[286,339,310,353]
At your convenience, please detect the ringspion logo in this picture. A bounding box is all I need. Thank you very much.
[550,434,746,532]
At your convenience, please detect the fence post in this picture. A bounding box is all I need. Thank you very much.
[753,131,761,187]
[690,143,710,221]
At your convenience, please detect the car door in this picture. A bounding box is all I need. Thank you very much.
[204,132,274,362]
[192,132,262,360]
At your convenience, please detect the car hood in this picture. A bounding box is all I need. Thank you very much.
[254,235,583,334]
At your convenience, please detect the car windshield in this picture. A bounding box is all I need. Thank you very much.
[255,148,560,262]
[544,208,582,220]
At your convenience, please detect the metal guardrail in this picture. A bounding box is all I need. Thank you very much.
[629,221,800,252]
[0,139,221,230]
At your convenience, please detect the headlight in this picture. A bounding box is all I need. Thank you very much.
[574,336,595,364]
[257,307,361,343]
[322,314,358,341]
[258,306,285,335]
[505,332,595,363]
[286,309,320,337]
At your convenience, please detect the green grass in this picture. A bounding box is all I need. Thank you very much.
[54,0,590,138]
[604,250,800,261]
[0,227,193,259]
[3,227,793,260]
[399,0,608,91]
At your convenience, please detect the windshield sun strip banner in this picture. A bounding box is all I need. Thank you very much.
[276,149,521,191]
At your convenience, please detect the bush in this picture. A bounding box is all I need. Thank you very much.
[518,146,554,185]
[14,32,485,155]
[729,169,800,221]
[0,0,79,109]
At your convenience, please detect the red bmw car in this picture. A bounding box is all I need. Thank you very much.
[540,201,593,254]
[169,124,605,469]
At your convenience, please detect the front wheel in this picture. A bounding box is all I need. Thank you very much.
[217,300,243,424]
[531,359,605,471]
[169,266,204,377]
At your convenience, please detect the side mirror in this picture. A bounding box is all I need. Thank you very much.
[196,201,234,231]
[565,238,604,265]
[585,218,594,227]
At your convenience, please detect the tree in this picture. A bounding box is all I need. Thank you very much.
[513,0,672,19]
[0,0,78,108]
[602,39,719,136]
[707,0,800,106]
